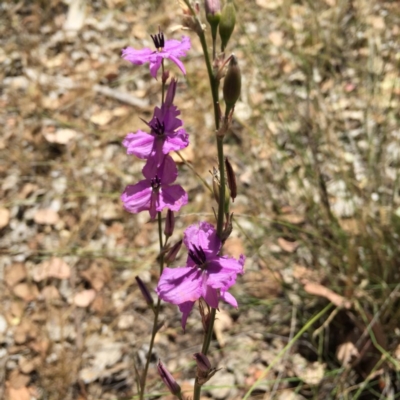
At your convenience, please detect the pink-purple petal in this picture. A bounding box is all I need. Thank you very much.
[168,55,187,75]
[220,291,238,308]
[121,47,153,64]
[178,301,195,331]
[121,181,151,214]
[202,285,219,309]
[123,131,154,159]
[164,36,191,56]
[159,185,188,212]
[162,129,189,153]
[157,155,178,184]
[156,267,203,305]
[184,222,221,255]
[149,56,163,78]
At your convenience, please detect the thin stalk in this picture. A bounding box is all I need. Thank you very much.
[139,212,165,399]
[139,297,161,399]
[182,3,226,400]
[139,65,167,396]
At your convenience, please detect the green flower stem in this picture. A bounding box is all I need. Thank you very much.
[139,73,168,398]
[139,215,165,396]
[139,297,162,400]
[182,3,226,400]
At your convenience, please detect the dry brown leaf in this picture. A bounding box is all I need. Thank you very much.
[13,283,39,302]
[74,289,96,307]
[292,354,325,385]
[33,209,60,225]
[336,341,359,367]
[280,213,305,225]
[5,263,27,287]
[0,207,10,229]
[43,128,77,144]
[40,286,61,301]
[8,370,30,389]
[256,0,282,9]
[19,356,42,374]
[80,261,111,291]
[277,237,299,253]
[90,109,113,126]
[269,31,284,47]
[303,281,351,308]
[32,257,71,282]
[18,183,38,199]
[7,386,31,400]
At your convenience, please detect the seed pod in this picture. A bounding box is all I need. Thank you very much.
[225,157,237,202]
[223,55,241,112]
[219,0,236,52]
[164,209,175,237]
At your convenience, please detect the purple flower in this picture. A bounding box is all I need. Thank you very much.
[122,79,189,166]
[121,155,188,219]
[156,222,245,330]
[122,32,191,78]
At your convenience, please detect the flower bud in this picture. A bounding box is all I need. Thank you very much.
[205,0,221,17]
[164,209,175,238]
[193,352,220,385]
[193,352,211,373]
[165,239,183,264]
[205,0,221,42]
[219,0,236,52]
[135,276,154,307]
[223,55,241,112]
[157,360,181,396]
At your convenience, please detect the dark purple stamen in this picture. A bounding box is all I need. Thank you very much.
[151,118,165,136]
[151,175,162,190]
[151,32,165,50]
[188,244,207,267]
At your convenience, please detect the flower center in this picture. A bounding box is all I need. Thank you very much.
[151,32,165,51]
[151,175,162,190]
[150,117,165,136]
[188,245,207,269]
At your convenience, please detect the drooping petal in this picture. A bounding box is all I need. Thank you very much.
[123,131,154,159]
[156,267,202,305]
[149,55,163,78]
[120,180,151,214]
[121,47,153,65]
[168,55,187,75]
[202,284,219,309]
[184,222,221,255]
[220,291,238,308]
[178,301,195,331]
[159,185,188,213]
[162,128,189,154]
